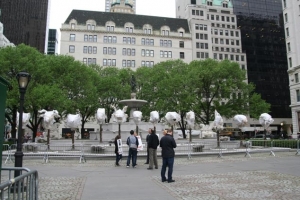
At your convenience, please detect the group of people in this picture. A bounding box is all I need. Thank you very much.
[114,128,177,183]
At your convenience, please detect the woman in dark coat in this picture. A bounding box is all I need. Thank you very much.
[114,135,122,166]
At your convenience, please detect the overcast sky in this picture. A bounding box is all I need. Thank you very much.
[49,0,176,30]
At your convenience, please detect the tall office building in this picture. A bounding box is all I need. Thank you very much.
[105,0,136,14]
[0,0,50,53]
[230,0,291,123]
[47,29,58,54]
[282,0,300,135]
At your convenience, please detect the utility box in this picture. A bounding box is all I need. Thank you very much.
[0,76,10,179]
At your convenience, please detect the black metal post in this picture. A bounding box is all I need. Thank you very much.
[118,123,121,136]
[14,89,25,177]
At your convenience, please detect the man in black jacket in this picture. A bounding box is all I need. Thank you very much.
[147,129,159,170]
[160,129,177,183]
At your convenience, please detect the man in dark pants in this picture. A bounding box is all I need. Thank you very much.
[145,128,151,164]
[147,128,159,170]
[126,130,139,168]
[160,129,177,183]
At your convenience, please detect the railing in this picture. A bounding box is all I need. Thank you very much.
[2,140,299,164]
[0,167,38,200]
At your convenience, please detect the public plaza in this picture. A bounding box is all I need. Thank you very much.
[2,150,300,200]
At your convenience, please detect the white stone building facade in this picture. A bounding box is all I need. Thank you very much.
[282,0,300,135]
[60,10,193,68]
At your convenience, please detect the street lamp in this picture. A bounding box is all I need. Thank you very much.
[15,72,31,177]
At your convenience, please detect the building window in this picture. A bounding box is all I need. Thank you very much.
[179,41,184,48]
[285,13,288,22]
[207,1,212,6]
[93,35,97,42]
[83,58,87,65]
[180,52,185,59]
[106,26,114,31]
[236,40,240,46]
[223,3,228,8]
[295,73,299,83]
[84,35,88,42]
[88,46,92,54]
[144,29,152,34]
[297,90,300,102]
[87,24,91,30]
[286,28,289,37]
[179,32,183,37]
[283,0,286,8]
[103,47,107,54]
[161,30,169,36]
[241,55,245,61]
[70,34,75,41]
[93,47,97,54]
[289,57,292,68]
[231,17,235,22]
[69,45,75,53]
[83,46,87,53]
[191,0,196,4]
[287,42,291,52]
[71,23,75,29]
[126,27,133,33]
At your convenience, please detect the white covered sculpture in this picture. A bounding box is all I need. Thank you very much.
[165,112,181,126]
[214,110,224,130]
[233,114,248,127]
[259,113,274,129]
[133,110,142,125]
[186,111,195,129]
[111,105,128,123]
[38,109,60,130]
[149,111,159,125]
[65,113,82,129]
[16,112,31,129]
[96,108,107,124]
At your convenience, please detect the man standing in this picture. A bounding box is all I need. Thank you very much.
[145,128,151,164]
[147,129,159,170]
[160,129,176,183]
[126,130,138,168]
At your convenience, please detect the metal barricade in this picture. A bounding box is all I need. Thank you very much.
[3,144,14,164]
[0,167,38,200]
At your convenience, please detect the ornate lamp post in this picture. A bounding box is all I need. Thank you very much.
[15,72,31,177]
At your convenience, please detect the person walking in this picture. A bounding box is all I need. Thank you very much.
[160,129,177,183]
[126,130,138,168]
[145,128,151,164]
[147,129,159,170]
[114,135,123,166]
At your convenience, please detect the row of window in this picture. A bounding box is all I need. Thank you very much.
[196,33,208,40]
[83,58,97,65]
[211,23,236,29]
[71,23,182,36]
[195,24,208,31]
[213,53,245,62]
[213,47,241,53]
[196,42,209,49]
[212,38,239,46]
[102,59,155,67]
[212,29,239,37]
[208,14,235,23]
[69,34,185,47]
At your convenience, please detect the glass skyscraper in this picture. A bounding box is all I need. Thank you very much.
[0,0,49,53]
[232,0,291,118]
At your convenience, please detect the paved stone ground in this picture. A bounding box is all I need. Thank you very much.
[153,171,300,200]
[2,152,300,200]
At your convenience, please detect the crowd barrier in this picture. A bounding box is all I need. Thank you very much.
[0,167,38,200]
[2,139,299,164]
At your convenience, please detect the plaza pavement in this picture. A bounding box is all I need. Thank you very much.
[2,152,300,200]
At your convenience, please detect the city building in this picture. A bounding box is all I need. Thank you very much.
[229,0,291,132]
[105,0,136,14]
[47,29,58,54]
[0,0,50,53]
[282,0,300,135]
[0,22,14,47]
[60,10,193,68]
[176,0,247,71]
